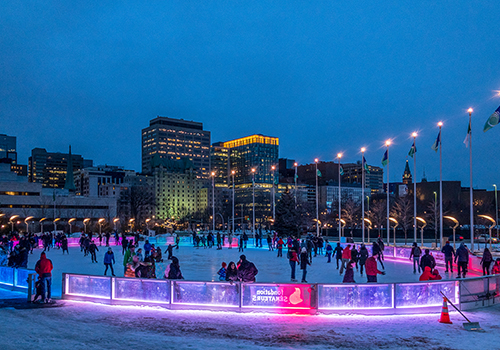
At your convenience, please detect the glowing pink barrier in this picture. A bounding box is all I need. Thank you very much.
[241,283,314,310]
[318,284,393,310]
[172,281,239,308]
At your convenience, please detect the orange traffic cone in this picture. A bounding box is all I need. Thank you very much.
[439,297,453,324]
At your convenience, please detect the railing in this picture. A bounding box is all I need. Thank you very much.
[61,273,494,315]
[0,266,37,301]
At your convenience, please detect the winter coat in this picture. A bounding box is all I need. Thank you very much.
[103,252,115,264]
[441,244,455,258]
[299,252,310,270]
[123,249,135,266]
[35,253,53,277]
[365,257,382,276]
[455,245,469,263]
[226,266,238,281]
[289,251,299,263]
[410,246,422,258]
[430,269,442,280]
[143,243,152,252]
[342,266,355,283]
[358,247,369,265]
[350,248,358,262]
[326,244,333,253]
[372,243,381,256]
[492,262,500,275]
[481,250,493,265]
[334,244,343,259]
[237,259,258,282]
[342,247,351,260]
[420,254,436,270]
[167,258,184,279]
[217,267,226,281]
[419,266,433,281]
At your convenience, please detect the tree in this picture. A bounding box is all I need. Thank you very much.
[273,187,300,237]
[342,199,360,238]
[369,199,386,238]
[391,195,413,245]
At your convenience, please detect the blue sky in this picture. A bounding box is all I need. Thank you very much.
[1,1,499,188]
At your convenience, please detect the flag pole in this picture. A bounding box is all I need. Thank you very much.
[315,158,319,237]
[294,162,298,205]
[412,133,417,243]
[361,148,366,244]
[439,122,443,248]
[385,140,391,245]
[337,153,342,241]
[468,108,474,252]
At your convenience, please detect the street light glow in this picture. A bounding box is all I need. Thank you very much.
[337,153,342,159]
[412,132,417,137]
[467,107,473,114]
[211,171,215,176]
[271,165,275,170]
[231,170,235,175]
[438,121,443,127]
[385,140,391,146]
[360,147,366,153]
[314,158,318,163]
[294,162,298,167]
[251,168,256,173]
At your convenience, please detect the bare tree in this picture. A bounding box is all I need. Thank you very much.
[391,195,413,245]
[369,199,386,238]
[342,199,360,238]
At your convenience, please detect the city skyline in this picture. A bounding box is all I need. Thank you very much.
[1,2,500,188]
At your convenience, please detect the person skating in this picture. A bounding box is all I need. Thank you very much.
[121,237,128,255]
[35,252,53,303]
[164,244,178,260]
[277,237,284,257]
[238,235,244,252]
[455,243,469,278]
[237,255,258,282]
[480,247,493,275]
[103,247,116,276]
[365,255,385,283]
[299,247,310,283]
[350,245,359,271]
[166,256,184,279]
[441,241,455,273]
[143,240,152,258]
[340,244,351,274]
[358,244,369,275]
[372,241,385,269]
[409,242,422,274]
[61,235,69,255]
[288,248,299,282]
[342,261,356,283]
[217,262,227,281]
[419,266,433,281]
[225,261,238,282]
[123,245,136,274]
[334,243,343,269]
[430,268,442,280]
[88,240,99,263]
[419,249,436,271]
[326,242,333,263]
[492,258,500,275]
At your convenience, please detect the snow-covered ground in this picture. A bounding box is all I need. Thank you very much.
[0,242,493,350]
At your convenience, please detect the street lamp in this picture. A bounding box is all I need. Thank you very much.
[129,218,135,233]
[98,218,105,239]
[416,217,427,247]
[494,184,498,239]
[211,171,215,232]
[467,107,474,252]
[271,165,276,221]
[68,218,76,235]
[315,158,319,237]
[339,218,346,239]
[39,217,47,234]
[389,217,398,247]
[53,218,60,235]
[146,218,151,232]
[337,152,343,242]
[361,147,366,243]
[364,218,372,243]
[24,216,34,234]
[478,215,495,251]
[231,170,235,236]
[9,215,19,232]
[294,162,298,204]
[411,132,418,243]
[83,218,91,234]
[251,168,256,243]
[385,140,391,245]
[433,191,438,246]
[113,218,119,232]
[443,216,459,249]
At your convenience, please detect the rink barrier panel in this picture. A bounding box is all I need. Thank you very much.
[0,266,36,292]
[61,272,500,315]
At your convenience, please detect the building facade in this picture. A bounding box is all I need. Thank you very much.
[141,116,211,179]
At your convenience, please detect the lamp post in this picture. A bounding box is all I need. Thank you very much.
[83,218,90,234]
[437,121,443,248]
[443,216,459,249]
[98,218,105,239]
[389,217,398,247]
[467,107,474,252]
[231,170,235,236]
[340,218,346,238]
[364,218,372,243]
[39,217,46,234]
[211,171,215,233]
[24,216,34,234]
[53,218,60,235]
[416,217,427,247]
[251,168,256,242]
[494,184,498,239]
[68,218,76,235]
[337,153,343,242]
[113,218,119,232]
[433,191,438,246]
[478,215,495,251]
[385,140,391,245]
[145,218,151,233]
[9,215,19,232]
[361,147,366,243]
[129,218,135,233]
[315,158,319,237]
[412,132,418,242]
[294,162,298,204]
[271,165,276,221]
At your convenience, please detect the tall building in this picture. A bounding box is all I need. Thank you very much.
[0,134,17,163]
[342,161,384,194]
[220,134,279,186]
[74,165,135,197]
[210,142,230,187]
[141,116,211,179]
[28,147,93,189]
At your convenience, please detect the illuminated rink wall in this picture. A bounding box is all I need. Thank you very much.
[0,266,36,291]
[61,273,500,314]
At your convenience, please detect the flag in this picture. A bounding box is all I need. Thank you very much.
[294,173,298,181]
[431,130,441,152]
[408,141,416,158]
[483,105,500,132]
[463,120,471,147]
[381,150,388,166]
[53,190,56,201]
[339,165,344,176]
[317,169,322,177]
[362,156,370,173]
[274,176,279,185]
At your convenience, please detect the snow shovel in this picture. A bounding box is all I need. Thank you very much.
[439,291,484,332]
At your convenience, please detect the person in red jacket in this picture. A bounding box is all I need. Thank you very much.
[365,256,385,282]
[35,252,53,303]
[430,268,442,280]
[492,258,500,275]
[419,266,433,281]
[340,245,351,275]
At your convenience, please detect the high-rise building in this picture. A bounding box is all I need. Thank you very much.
[210,142,230,187]
[74,165,135,197]
[141,116,211,179]
[0,134,17,164]
[220,134,279,186]
[342,161,384,194]
[28,147,93,189]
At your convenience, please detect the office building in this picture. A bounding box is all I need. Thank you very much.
[74,166,135,197]
[141,116,211,178]
[0,134,17,164]
[210,142,230,187]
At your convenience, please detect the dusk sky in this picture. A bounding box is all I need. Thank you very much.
[1,1,499,188]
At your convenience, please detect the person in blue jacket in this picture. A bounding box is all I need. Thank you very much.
[441,241,455,273]
[103,247,116,276]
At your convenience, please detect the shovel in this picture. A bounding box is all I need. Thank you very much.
[440,291,484,332]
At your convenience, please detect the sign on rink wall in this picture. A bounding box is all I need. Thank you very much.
[241,283,314,309]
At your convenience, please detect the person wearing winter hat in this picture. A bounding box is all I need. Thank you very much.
[217,262,227,281]
[35,252,53,303]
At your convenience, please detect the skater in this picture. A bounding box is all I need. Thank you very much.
[358,244,369,275]
[372,241,385,269]
[226,261,238,282]
[441,241,455,273]
[238,234,244,252]
[61,235,69,255]
[342,261,356,283]
[88,240,99,263]
[454,243,469,278]
[340,244,351,274]
[334,243,343,269]
[155,246,163,262]
[164,244,178,260]
[351,245,359,271]
[34,252,53,303]
[288,248,299,282]
[123,245,136,274]
[419,249,436,271]
[299,247,310,283]
[277,237,284,257]
[431,268,442,280]
[103,247,116,276]
[143,240,152,258]
[165,256,184,279]
[217,262,227,281]
[492,258,500,274]
[121,237,128,255]
[267,235,273,251]
[326,242,333,263]
[237,255,258,282]
[365,255,385,283]
[419,266,433,281]
[409,242,422,274]
[480,247,493,276]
